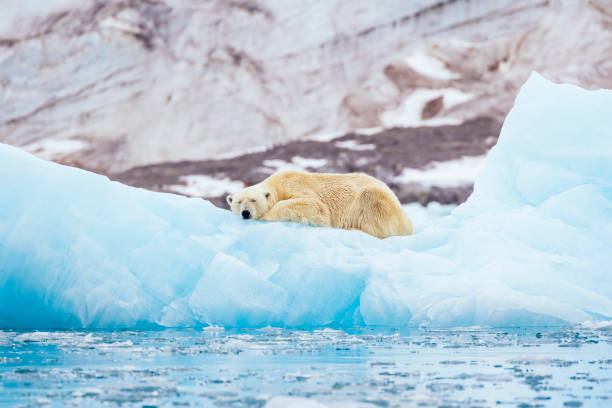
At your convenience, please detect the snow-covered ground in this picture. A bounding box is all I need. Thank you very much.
[395,155,487,187]
[402,202,456,232]
[403,51,460,80]
[334,140,376,151]
[0,74,611,329]
[165,175,245,198]
[262,157,329,173]
[380,88,474,127]
[21,138,89,161]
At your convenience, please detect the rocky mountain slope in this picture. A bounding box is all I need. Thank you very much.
[115,117,501,206]
[1,0,611,204]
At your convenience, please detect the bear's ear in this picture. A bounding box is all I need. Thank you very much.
[264,192,270,199]
[226,195,233,206]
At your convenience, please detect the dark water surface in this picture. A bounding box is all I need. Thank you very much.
[1,326,610,407]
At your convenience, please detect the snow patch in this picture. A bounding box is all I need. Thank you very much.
[404,51,459,80]
[402,202,456,232]
[306,130,348,142]
[395,155,487,187]
[166,175,245,197]
[380,88,473,128]
[335,140,376,151]
[306,126,382,143]
[354,127,384,136]
[23,138,89,160]
[99,17,142,34]
[263,157,328,172]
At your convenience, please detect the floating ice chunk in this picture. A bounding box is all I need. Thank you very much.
[265,396,331,408]
[0,73,611,329]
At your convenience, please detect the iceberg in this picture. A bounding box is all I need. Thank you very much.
[1,73,611,329]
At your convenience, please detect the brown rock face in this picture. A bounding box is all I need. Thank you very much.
[421,97,444,120]
[2,0,595,173]
[112,117,501,207]
[1,0,611,206]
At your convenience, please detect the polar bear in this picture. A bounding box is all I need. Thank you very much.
[226,170,413,238]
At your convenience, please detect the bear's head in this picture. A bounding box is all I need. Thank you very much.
[226,185,272,220]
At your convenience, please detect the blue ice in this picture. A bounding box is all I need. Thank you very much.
[0,73,611,329]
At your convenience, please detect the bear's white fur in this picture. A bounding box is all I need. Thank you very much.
[227,170,413,239]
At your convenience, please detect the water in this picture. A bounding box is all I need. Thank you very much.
[1,326,610,407]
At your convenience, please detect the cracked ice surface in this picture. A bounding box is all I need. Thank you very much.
[0,73,611,329]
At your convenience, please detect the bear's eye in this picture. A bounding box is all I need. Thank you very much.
[251,199,256,203]
[237,200,242,204]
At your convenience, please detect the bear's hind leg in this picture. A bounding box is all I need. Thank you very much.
[350,186,413,239]
[261,198,332,227]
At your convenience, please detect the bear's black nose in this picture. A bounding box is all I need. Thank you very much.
[242,210,251,219]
